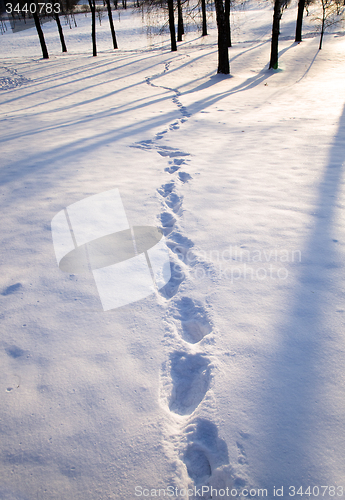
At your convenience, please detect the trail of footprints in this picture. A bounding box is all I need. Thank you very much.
[0,66,30,91]
[132,62,236,496]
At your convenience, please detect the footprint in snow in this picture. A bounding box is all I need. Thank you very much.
[159,261,185,299]
[5,346,26,359]
[183,418,229,484]
[178,172,192,183]
[166,233,194,263]
[165,165,180,174]
[157,181,175,198]
[165,158,187,174]
[2,283,22,295]
[168,351,211,415]
[169,122,180,131]
[173,297,212,344]
[157,146,190,158]
[163,192,183,214]
[159,212,177,236]
[130,139,153,151]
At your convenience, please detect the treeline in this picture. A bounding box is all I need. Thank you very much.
[2,0,344,71]
[161,0,345,73]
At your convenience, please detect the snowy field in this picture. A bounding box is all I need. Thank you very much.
[1,2,345,499]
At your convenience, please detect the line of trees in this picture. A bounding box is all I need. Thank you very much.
[143,0,344,74]
[268,0,344,69]
[162,0,344,73]
[2,0,344,71]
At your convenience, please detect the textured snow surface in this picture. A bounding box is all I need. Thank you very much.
[0,2,345,499]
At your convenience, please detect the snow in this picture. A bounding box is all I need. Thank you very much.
[1,2,345,499]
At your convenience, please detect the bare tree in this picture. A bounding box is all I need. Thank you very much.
[168,0,177,50]
[313,0,344,49]
[295,0,306,41]
[88,0,97,56]
[96,5,104,25]
[105,0,118,48]
[201,0,207,35]
[177,0,184,41]
[269,0,290,69]
[54,13,67,52]
[215,0,229,73]
[33,11,49,59]
[225,0,231,46]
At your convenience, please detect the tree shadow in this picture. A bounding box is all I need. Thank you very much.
[256,104,345,487]
[295,50,319,84]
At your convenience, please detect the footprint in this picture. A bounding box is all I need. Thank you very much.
[159,261,184,298]
[0,67,30,91]
[169,122,180,130]
[157,182,175,198]
[169,351,211,415]
[5,346,26,359]
[156,130,168,140]
[164,192,183,213]
[130,140,153,151]
[160,212,177,236]
[178,172,192,183]
[173,159,186,166]
[157,146,190,158]
[165,165,180,174]
[183,419,230,483]
[166,234,194,262]
[173,297,212,344]
[184,446,212,482]
[2,283,22,296]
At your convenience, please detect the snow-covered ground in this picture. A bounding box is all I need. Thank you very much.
[1,2,345,499]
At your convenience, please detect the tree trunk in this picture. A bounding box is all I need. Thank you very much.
[215,0,229,74]
[295,0,305,42]
[319,14,325,49]
[201,0,207,36]
[168,0,177,51]
[105,0,118,48]
[54,14,67,52]
[225,0,231,47]
[33,12,49,59]
[269,0,281,69]
[88,0,97,56]
[177,0,184,41]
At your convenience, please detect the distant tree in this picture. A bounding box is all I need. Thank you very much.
[96,5,104,24]
[33,11,49,59]
[313,0,345,49]
[168,0,177,50]
[88,0,97,55]
[105,0,118,48]
[269,0,290,69]
[215,0,230,73]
